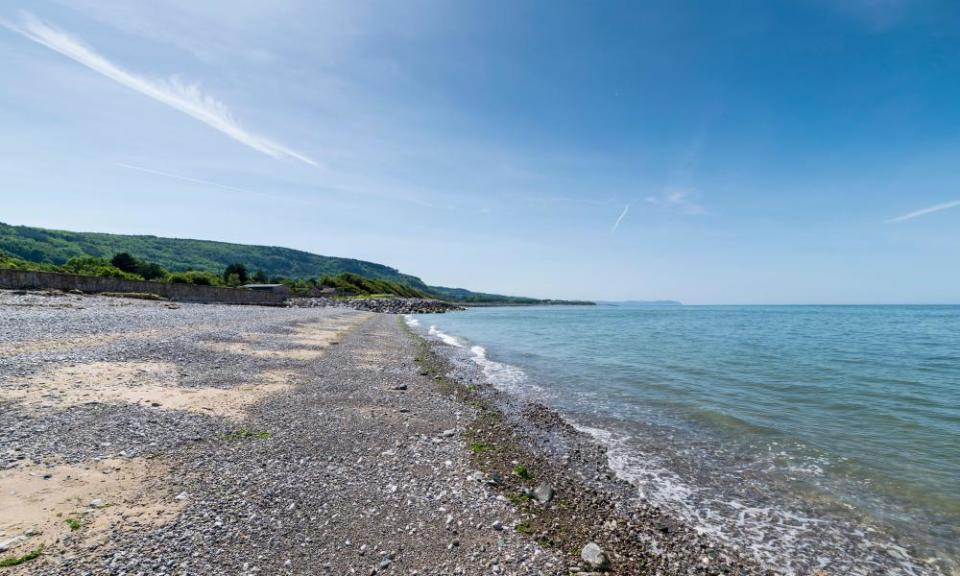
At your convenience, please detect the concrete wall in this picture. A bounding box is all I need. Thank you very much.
[0,269,286,306]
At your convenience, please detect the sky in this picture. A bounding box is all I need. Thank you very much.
[1,1,959,304]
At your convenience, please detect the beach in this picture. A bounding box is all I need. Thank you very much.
[0,290,774,575]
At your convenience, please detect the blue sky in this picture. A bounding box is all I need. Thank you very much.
[1,1,958,304]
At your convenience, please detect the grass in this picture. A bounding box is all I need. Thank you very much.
[515,521,534,535]
[0,545,43,567]
[65,516,82,530]
[468,442,494,454]
[225,428,273,441]
[508,492,533,505]
[512,464,531,479]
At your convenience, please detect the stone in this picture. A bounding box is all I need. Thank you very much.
[580,542,609,571]
[0,535,26,552]
[533,483,554,504]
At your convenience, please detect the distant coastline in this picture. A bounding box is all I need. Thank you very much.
[464,299,596,307]
[599,299,683,306]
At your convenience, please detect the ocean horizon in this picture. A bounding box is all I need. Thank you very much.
[412,303,960,575]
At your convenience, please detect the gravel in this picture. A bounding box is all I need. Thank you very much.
[0,291,563,575]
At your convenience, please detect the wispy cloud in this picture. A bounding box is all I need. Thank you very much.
[646,189,705,215]
[611,204,630,233]
[116,163,270,198]
[887,200,960,223]
[4,12,318,167]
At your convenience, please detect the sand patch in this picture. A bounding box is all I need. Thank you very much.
[201,315,369,360]
[1,362,299,420]
[0,333,129,356]
[203,341,328,361]
[0,458,179,568]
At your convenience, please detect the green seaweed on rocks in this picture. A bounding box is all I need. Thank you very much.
[225,428,273,441]
[469,442,494,454]
[512,464,531,479]
[0,545,43,567]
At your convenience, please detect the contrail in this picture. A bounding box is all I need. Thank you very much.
[611,204,630,233]
[887,200,960,223]
[4,12,319,167]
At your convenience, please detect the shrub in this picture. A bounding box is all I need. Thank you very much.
[222,263,248,285]
[168,271,221,286]
[61,256,141,280]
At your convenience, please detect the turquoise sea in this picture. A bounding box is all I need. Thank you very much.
[412,305,959,575]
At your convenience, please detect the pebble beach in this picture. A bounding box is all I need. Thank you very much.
[0,290,766,575]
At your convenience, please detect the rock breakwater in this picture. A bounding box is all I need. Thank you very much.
[288,297,464,314]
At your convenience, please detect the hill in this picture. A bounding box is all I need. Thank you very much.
[0,222,574,304]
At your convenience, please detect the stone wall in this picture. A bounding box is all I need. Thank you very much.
[0,269,285,306]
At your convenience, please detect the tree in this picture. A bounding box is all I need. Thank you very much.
[222,263,248,285]
[110,252,138,274]
[137,261,167,281]
[252,269,268,283]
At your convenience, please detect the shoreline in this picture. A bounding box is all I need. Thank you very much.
[2,291,951,574]
[411,312,958,576]
[2,290,758,575]
[409,320,771,575]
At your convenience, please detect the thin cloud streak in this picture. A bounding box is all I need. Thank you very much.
[117,162,436,209]
[887,200,960,223]
[116,163,272,198]
[5,12,318,167]
[611,204,630,233]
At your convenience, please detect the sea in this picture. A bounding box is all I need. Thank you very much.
[407,304,959,576]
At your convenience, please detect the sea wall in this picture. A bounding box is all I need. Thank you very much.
[0,269,285,306]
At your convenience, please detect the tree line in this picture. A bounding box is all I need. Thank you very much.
[1,250,426,298]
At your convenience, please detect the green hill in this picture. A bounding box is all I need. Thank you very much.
[0,222,566,303]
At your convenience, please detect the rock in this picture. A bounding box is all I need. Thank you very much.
[533,483,554,504]
[175,491,188,501]
[580,543,609,571]
[391,384,408,391]
[89,498,105,508]
[286,297,465,314]
[0,535,26,551]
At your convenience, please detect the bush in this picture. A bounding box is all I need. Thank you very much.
[110,252,167,281]
[223,263,248,285]
[61,256,141,280]
[110,252,139,273]
[168,271,221,286]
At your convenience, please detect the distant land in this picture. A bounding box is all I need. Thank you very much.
[600,300,683,306]
[0,222,592,305]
